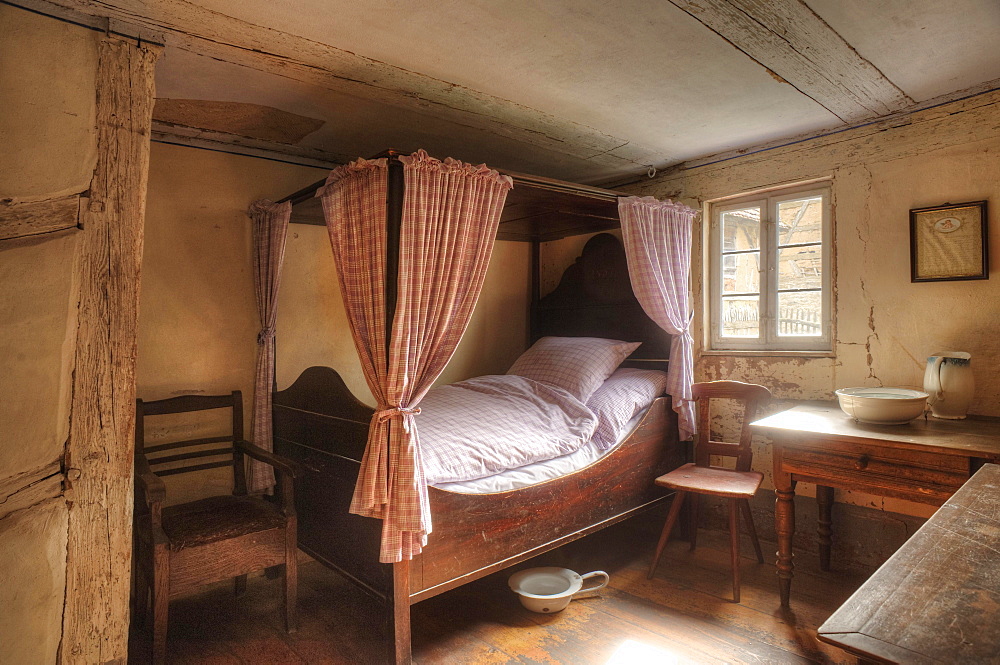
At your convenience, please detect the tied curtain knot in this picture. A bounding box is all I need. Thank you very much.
[375,405,422,431]
[256,326,276,346]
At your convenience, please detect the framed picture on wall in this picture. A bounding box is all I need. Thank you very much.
[910,201,989,282]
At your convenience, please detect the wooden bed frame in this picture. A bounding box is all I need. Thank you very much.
[271,155,687,663]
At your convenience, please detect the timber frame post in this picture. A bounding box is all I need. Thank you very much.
[60,33,160,664]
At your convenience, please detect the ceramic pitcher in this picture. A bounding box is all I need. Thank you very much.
[923,351,974,419]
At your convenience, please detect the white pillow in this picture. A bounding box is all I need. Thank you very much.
[507,336,640,403]
[586,368,668,450]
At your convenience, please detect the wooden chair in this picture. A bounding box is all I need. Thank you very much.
[132,391,302,664]
[647,380,771,602]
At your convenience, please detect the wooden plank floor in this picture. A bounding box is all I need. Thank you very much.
[128,507,869,664]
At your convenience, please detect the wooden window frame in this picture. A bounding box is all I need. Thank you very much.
[707,183,833,352]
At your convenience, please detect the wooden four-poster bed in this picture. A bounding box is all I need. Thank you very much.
[270,152,687,663]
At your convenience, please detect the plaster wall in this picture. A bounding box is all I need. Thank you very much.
[277,226,532,399]
[0,6,98,199]
[434,240,531,386]
[619,91,1000,518]
[0,500,69,664]
[0,234,78,487]
[138,142,325,503]
[0,6,98,663]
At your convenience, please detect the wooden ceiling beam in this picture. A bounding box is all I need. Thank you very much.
[151,122,345,170]
[8,0,659,173]
[668,0,914,122]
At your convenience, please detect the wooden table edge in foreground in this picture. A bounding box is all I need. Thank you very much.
[816,463,1000,664]
[749,402,1000,608]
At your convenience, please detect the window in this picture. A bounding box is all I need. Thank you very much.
[708,183,832,351]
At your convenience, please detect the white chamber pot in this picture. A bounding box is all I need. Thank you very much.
[508,567,609,613]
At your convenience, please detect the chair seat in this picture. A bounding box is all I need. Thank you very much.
[162,495,286,551]
[654,463,763,498]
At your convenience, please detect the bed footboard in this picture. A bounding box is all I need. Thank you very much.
[272,367,391,597]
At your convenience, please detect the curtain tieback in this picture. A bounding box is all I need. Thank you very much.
[374,406,421,433]
[257,326,276,346]
[375,406,421,423]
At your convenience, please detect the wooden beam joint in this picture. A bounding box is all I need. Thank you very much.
[0,194,83,242]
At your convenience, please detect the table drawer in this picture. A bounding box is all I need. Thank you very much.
[781,444,969,502]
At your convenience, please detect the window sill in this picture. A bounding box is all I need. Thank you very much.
[700,349,836,359]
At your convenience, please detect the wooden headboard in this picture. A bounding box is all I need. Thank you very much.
[533,233,671,366]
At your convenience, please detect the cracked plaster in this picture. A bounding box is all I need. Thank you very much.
[545,93,1000,521]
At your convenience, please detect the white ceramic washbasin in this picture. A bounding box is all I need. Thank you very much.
[835,387,929,425]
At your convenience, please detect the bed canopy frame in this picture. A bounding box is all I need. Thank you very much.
[271,150,685,663]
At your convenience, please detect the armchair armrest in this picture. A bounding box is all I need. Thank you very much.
[236,440,307,479]
[134,453,166,505]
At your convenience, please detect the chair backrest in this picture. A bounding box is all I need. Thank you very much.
[691,380,771,472]
[135,391,246,494]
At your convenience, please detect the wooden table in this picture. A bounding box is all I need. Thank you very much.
[750,403,1000,607]
[817,463,1000,664]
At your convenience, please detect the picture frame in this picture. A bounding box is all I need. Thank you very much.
[909,200,989,282]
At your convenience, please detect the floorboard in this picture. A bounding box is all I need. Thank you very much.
[128,507,869,664]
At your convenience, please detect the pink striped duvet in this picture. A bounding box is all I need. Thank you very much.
[417,375,597,485]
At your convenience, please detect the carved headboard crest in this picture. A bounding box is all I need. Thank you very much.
[534,233,671,363]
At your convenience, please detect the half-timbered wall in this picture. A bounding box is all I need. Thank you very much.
[0,8,96,663]
[1,5,160,663]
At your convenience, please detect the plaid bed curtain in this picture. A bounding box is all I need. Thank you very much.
[320,151,512,562]
[247,199,292,492]
[619,196,698,440]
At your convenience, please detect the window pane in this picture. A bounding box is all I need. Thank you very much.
[722,208,760,251]
[778,245,822,291]
[721,296,759,338]
[777,197,822,246]
[777,291,822,337]
[722,252,760,294]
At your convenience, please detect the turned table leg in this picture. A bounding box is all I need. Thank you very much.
[773,444,796,607]
[817,485,834,572]
[775,486,796,607]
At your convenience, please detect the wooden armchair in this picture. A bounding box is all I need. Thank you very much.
[132,391,302,664]
[647,380,771,602]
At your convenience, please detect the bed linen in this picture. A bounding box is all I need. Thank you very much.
[507,336,641,402]
[418,374,597,485]
[431,368,667,493]
[587,368,669,450]
[432,408,649,494]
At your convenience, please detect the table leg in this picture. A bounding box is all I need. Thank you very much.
[774,445,796,607]
[775,486,796,607]
[817,485,834,572]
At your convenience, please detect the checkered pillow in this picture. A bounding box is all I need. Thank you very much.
[586,368,669,450]
[507,336,641,403]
